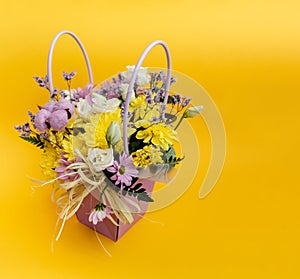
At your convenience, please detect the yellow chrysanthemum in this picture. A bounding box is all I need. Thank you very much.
[83,108,121,150]
[131,145,164,167]
[61,135,74,161]
[136,123,178,150]
[40,142,60,180]
[47,130,74,161]
[131,145,152,167]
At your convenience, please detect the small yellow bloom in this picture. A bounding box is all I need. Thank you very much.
[136,123,178,150]
[131,145,152,167]
[131,145,163,167]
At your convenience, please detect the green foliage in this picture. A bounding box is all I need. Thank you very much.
[122,182,154,202]
[164,146,184,167]
[128,128,147,154]
[20,135,44,149]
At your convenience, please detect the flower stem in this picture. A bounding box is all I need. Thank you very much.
[174,115,184,130]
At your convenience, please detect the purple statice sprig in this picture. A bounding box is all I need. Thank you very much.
[33,75,49,89]
[14,122,45,149]
[170,93,191,113]
[149,70,176,92]
[62,70,76,90]
[33,75,58,99]
[14,122,31,137]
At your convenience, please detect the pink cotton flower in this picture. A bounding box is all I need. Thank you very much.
[88,205,112,225]
[48,110,68,131]
[34,99,74,132]
[35,109,51,132]
[56,99,74,115]
[43,101,56,112]
[107,153,138,187]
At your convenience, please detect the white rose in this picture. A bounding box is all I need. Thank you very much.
[122,65,150,86]
[92,94,120,113]
[88,148,114,172]
[120,84,135,102]
[77,98,93,119]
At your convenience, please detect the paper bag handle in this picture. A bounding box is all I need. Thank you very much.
[47,30,93,97]
[122,40,172,154]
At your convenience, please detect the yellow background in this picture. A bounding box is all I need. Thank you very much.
[1,0,300,278]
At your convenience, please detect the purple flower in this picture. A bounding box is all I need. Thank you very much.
[48,110,68,131]
[35,109,51,132]
[107,153,138,187]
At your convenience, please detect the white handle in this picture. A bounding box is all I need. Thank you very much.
[47,30,93,96]
[122,40,172,154]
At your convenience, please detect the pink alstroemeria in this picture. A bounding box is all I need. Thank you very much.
[107,153,138,187]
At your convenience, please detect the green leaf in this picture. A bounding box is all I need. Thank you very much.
[20,135,44,149]
[137,192,154,202]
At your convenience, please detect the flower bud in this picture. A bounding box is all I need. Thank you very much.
[106,121,121,146]
[183,105,203,118]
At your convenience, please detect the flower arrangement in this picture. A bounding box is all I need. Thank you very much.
[15,65,203,239]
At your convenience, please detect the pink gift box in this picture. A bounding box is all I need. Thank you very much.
[75,179,155,241]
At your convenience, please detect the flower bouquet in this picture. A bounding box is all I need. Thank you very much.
[15,31,203,241]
